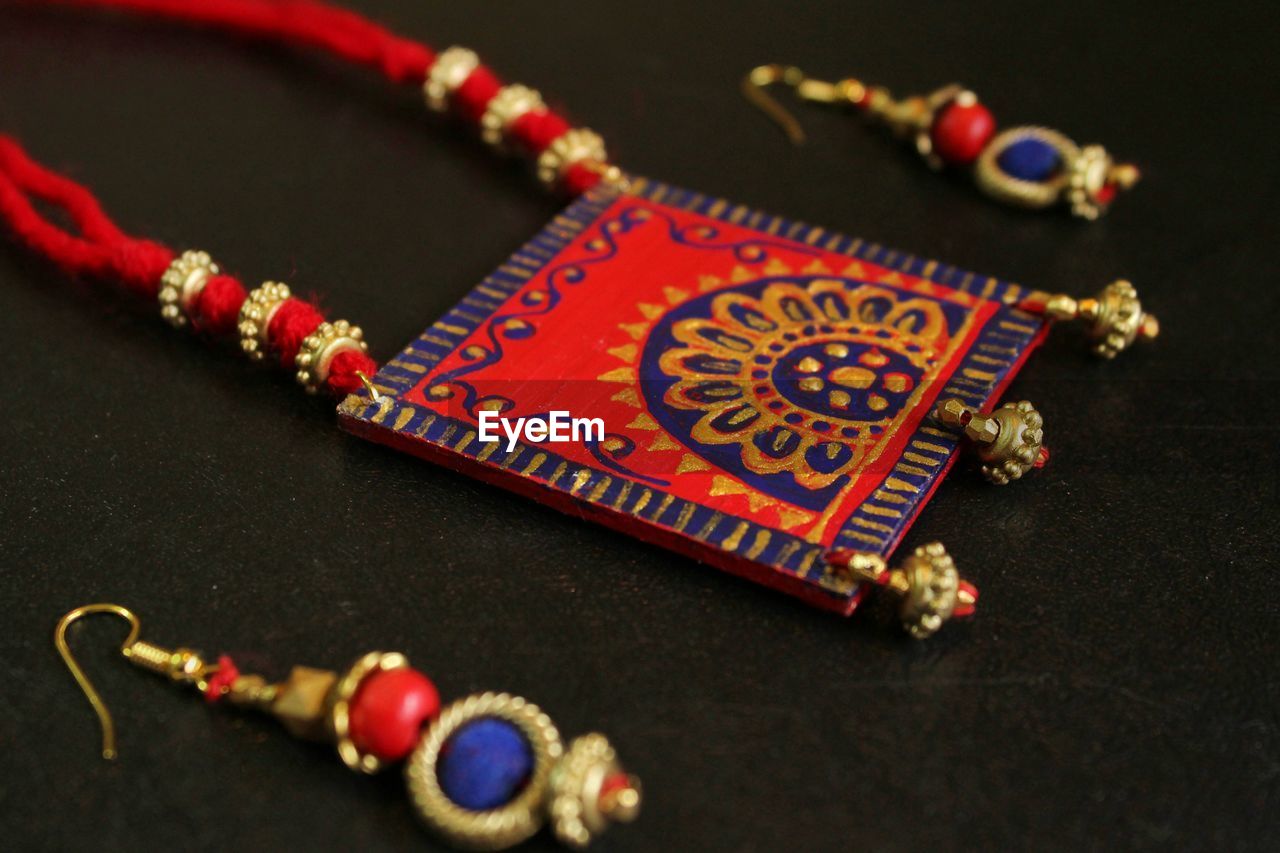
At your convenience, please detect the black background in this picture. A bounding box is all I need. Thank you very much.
[1,1,1276,850]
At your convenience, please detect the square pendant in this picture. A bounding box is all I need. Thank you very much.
[339,179,1047,614]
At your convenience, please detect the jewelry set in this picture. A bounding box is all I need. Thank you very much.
[4,0,1159,847]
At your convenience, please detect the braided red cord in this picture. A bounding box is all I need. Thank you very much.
[0,136,174,294]
[0,134,378,396]
[52,0,435,84]
[1,0,612,397]
[48,0,604,189]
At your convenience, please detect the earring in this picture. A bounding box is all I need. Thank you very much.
[743,64,1140,219]
[55,604,640,850]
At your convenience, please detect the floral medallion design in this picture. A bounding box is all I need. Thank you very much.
[641,276,969,510]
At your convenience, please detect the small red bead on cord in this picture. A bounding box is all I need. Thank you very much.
[509,109,574,155]
[953,582,979,619]
[192,275,249,336]
[55,0,608,194]
[453,65,503,125]
[0,133,380,398]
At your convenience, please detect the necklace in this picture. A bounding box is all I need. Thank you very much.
[6,0,1159,638]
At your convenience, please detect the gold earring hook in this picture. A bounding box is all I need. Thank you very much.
[54,603,142,760]
[742,64,869,146]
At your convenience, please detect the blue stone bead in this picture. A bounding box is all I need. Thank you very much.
[997,137,1062,182]
[438,718,534,811]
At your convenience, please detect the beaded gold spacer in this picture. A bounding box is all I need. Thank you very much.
[157,250,220,328]
[1067,144,1139,220]
[823,543,974,639]
[424,46,479,113]
[935,398,1046,485]
[549,734,641,849]
[481,84,546,151]
[1044,279,1159,358]
[237,281,291,362]
[295,319,367,395]
[406,692,564,850]
[537,128,608,190]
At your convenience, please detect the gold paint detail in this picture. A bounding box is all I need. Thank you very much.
[607,344,638,363]
[722,521,750,551]
[709,475,772,512]
[598,367,636,383]
[648,433,681,451]
[627,413,660,431]
[618,322,648,341]
[522,452,548,476]
[745,530,772,558]
[676,454,711,474]
[611,388,642,408]
[776,507,814,530]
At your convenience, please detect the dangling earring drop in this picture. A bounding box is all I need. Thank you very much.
[55,604,640,849]
[742,64,1140,219]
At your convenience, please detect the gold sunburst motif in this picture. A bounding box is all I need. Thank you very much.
[656,278,951,490]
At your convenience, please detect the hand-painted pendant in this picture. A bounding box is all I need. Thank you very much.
[339,179,1155,634]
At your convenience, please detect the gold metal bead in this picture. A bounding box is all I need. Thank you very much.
[822,543,974,639]
[1079,279,1160,358]
[272,665,340,742]
[405,692,564,851]
[237,281,292,362]
[157,250,219,328]
[294,319,368,395]
[537,128,608,190]
[549,734,641,849]
[424,46,479,113]
[481,84,545,151]
[934,397,1045,485]
[1067,144,1118,220]
[895,543,965,639]
[1043,280,1159,358]
[328,651,409,774]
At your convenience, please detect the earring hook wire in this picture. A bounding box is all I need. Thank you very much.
[54,603,142,760]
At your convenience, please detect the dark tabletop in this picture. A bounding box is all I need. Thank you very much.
[1,1,1276,850]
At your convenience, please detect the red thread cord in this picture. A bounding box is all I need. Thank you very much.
[53,0,435,84]
[203,655,241,703]
[0,136,174,294]
[0,134,377,397]
[46,0,602,191]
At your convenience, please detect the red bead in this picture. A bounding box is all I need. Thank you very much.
[954,581,979,619]
[349,667,441,761]
[454,65,502,125]
[599,772,632,805]
[562,161,603,196]
[1034,446,1051,469]
[930,102,996,166]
